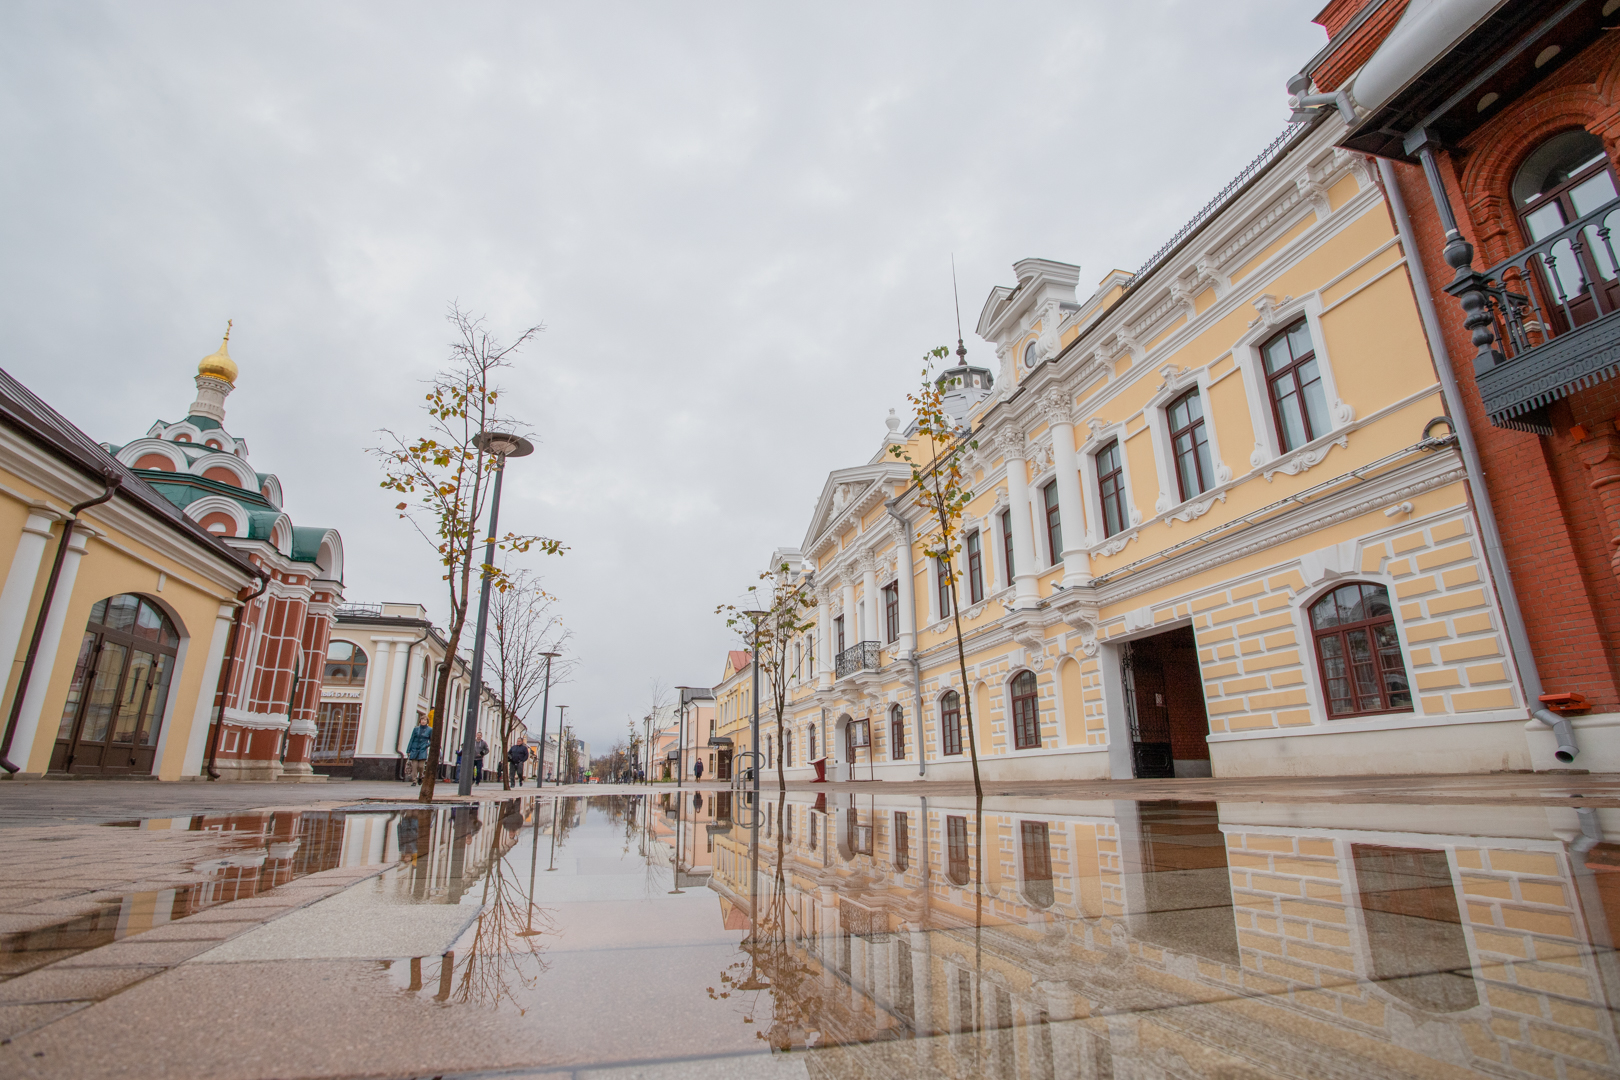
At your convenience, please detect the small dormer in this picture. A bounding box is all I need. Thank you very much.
[936,340,995,427]
[975,258,1083,385]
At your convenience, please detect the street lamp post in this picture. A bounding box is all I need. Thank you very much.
[674,687,694,791]
[553,704,568,785]
[533,651,559,788]
[742,611,767,797]
[456,429,534,797]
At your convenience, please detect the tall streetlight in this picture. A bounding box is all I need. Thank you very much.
[456,428,534,797]
[553,704,569,785]
[741,610,767,796]
[533,652,560,788]
[674,687,695,791]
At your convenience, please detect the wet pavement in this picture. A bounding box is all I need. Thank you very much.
[0,785,1617,1078]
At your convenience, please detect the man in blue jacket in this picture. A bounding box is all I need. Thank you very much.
[405,715,432,784]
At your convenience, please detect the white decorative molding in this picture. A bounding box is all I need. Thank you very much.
[1296,172,1331,219]
[1214,460,1234,484]
[1154,491,1172,515]
[1168,493,1224,524]
[1038,387,1072,428]
[1249,441,1268,470]
[1264,434,1349,481]
[1085,417,1108,443]
[1332,398,1355,426]
[1093,530,1138,558]
[1249,293,1294,330]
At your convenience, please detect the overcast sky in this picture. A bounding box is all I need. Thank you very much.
[0,2,1328,752]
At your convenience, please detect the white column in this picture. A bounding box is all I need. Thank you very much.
[895,540,916,657]
[1043,396,1092,587]
[0,509,56,696]
[999,429,1041,609]
[861,559,879,644]
[378,641,413,756]
[816,590,832,689]
[176,602,235,778]
[393,646,422,755]
[12,527,92,772]
[358,639,394,755]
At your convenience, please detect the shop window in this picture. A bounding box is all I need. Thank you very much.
[1096,441,1128,537]
[1310,582,1411,717]
[1167,387,1213,500]
[1011,670,1041,750]
[940,690,962,756]
[1262,319,1330,452]
[324,640,368,686]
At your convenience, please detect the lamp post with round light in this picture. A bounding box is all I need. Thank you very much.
[456,429,534,797]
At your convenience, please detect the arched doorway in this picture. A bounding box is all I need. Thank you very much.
[50,594,181,776]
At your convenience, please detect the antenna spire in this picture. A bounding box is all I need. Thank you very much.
[951,255,966,362]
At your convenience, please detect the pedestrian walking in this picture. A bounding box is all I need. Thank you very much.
[508,740,529,784]
[404,715,432,784]
[474,732,489,784]
[693,758,704,782]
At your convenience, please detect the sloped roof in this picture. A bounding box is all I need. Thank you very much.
[0,367,259,579]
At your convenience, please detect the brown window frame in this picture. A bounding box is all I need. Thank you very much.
[883,581,900,642]
[1000,510,1015,583]
[893,811,910,873]
[1042,481,1062,565]
[935,557,952,618]
[1096,441,1127,538]
[889,703,905,761]
[1309,581,1412,718]
[946,815,971,885]
[1010,669,1040,749]
[1167,387,1212,501]
[965,530,984,604]
[1020,821,1054,909]
[940,690,962,756]
[834,615,845,654]
[1262,318,1330,453]
[324,639,369,687]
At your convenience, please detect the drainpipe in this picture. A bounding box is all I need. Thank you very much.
[885,502,926,776]
[0,474,119,773]
[205,572,270,779]
[1377,156,1579,763]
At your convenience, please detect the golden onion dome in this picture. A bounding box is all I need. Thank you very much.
[198,321,238,385]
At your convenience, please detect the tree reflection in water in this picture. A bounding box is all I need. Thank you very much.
[442,799,555,1012]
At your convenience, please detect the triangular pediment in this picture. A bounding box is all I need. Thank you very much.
[801,461,911,555]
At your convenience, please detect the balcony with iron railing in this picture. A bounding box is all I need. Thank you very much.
[1472,194,1620,434]
[835,640,881,679]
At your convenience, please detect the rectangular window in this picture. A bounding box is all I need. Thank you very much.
[936,558,952,618]
[965,531,984,604]
[883,582,899,642]
[1096,441,1127,538]
[890,708,905,761]
[1168,388,1214,501]
[946,815,970,885]
[941,693,962,756]
[1263,319,1331,452]
[1042,481,1062,565]
[834,615,845,654]
[807,634,814,675]
[1000,510,1015,584]
[794,641,802,679]
[894,812,910,873]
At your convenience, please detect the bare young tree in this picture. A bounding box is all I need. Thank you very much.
[716,565,817,793]
[373,304,564,802]
[486,569,572,790]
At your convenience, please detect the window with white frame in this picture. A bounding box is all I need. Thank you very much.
[1095,441,1128,538]
[1167,388,1214,500]
[1263,319,1331,452]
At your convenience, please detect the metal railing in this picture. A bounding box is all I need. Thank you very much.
[333,602,383,618]
[835,641,881,679]
[1481,194,1620,360]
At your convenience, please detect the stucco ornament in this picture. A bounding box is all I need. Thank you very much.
[1039,387,1072,428]
[1036,301,1064,361]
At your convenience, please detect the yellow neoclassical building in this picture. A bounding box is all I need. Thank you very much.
[749,109,1546,782]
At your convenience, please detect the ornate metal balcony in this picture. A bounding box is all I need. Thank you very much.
[835,640,881,679]
[1474,194,1620,434]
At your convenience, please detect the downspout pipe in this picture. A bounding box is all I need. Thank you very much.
[886,502,926,776]
[205,572,270,779]
[0,474,120,773]
[1377,155,1579,763]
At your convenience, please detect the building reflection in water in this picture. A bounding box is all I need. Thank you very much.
[691,791,1620,1079]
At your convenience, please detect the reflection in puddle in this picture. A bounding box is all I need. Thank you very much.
[8,793,1620,1077]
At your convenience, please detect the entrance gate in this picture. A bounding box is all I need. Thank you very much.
[50,594,180,776]
[1120,640,1173,778]
[1119,625,1210,779]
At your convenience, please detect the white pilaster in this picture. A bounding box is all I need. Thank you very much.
[179,603,236,778]
[358,639,394,755]
[1042,394,1092,588]
[0,509,57,698]
[816,590,832,689]
[378,640,413,757]
[840,580,857,653]
[861,559,879,644]
[393,645,422,755]
[13,527,93,772]
[1000,429,1041,609]
[895,542,916,657]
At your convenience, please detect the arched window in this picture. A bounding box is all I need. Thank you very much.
[1513,129,1620,326]
[940,690,962,756]
[1310,583,1411,717]
[1096,440,1128,537]
[323,640,368,686]
[1020,821,1054,908]
[1262,319,1329,452]
[1011,670,1041,749]
[51,595,180,775]
[889,704,906,761]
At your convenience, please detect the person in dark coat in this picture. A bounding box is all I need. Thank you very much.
[474,733,489,784]
[507,740,530,783]
[404,717,432,784]
[693,758,704,782]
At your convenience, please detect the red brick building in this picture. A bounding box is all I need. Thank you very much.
[1298,0,1620,768]
[107,332,344,780]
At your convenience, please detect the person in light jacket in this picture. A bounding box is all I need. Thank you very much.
[405,716,433,784]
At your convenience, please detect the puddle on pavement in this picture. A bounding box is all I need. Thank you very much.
[8,791,1620,1078]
